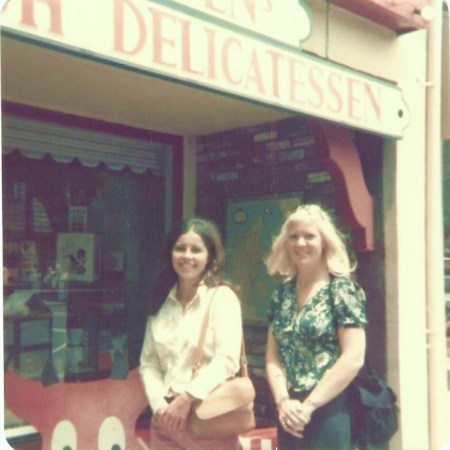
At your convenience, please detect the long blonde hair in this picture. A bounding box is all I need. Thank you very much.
[265,204,356,281]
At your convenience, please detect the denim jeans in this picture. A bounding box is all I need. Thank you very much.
[277,390,352,450]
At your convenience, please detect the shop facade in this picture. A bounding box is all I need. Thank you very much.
[1,0,449,449]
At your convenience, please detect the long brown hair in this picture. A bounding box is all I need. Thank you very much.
[147,217,228,315]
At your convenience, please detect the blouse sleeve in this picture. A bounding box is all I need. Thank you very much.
[186,285,243,400]
[331,277,368,328]
[139,316,168,413]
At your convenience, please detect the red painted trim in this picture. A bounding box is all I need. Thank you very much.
[332,0,428,32]
[307,119,374,251]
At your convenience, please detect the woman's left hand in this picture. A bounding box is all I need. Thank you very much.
[155,392,194,430]
[278,398,311,438]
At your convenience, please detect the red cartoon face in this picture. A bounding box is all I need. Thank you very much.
[4,369,149,450]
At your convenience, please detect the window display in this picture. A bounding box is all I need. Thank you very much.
[3,149,166,437]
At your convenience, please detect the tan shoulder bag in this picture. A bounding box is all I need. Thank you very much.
[187,291,256,439]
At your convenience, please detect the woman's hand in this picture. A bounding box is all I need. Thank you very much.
[154,392,195,431]
[277,398,311,438]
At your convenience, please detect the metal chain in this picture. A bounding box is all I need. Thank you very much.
[325,0,330,60]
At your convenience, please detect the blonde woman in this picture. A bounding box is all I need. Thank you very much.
[265,204,367,450]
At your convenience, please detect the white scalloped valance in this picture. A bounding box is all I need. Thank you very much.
[2,115,170,176]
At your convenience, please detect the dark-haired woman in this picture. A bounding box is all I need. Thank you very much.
[139,218,243,450]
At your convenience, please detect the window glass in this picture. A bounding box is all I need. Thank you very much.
[3,151,165,434]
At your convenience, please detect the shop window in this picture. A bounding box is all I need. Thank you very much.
[3,150,165,433]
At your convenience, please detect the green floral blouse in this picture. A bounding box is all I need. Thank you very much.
[268,277,368,393]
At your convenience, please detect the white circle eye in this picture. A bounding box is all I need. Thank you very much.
[51,420,77,450]
[98,416,125,450]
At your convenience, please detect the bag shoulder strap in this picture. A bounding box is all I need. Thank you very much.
[192,286,248,377]
[192,292,214,375]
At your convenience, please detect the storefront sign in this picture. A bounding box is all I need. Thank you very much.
[1,0,409,137]
[168,0,311,47]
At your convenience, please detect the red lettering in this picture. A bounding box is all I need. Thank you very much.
[244,49,264,93]
[205,0,226,15]
[180,19,203,76]
[308,65,324,108]
[347,78,362,120]
[364,83,381,121]
[205,0,256,23]
[205,28,218,79]
[222,38,242,85]
[113,0,146,55]
[266,49,282,98]
[152,9,177,68]
[231,0,256,23]
[327,72,343,113]
[289,57,307,105]
[20,0,62,35]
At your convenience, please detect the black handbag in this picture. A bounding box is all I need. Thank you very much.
[328,280,399,449]
[349,367,399,449]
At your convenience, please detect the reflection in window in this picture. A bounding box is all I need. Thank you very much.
[3,151,166,449]
[32,197,52,234]
[3,181,26,233]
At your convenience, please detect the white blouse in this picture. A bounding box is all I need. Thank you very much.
[139,283,243,413]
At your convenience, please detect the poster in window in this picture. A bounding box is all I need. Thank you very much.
[225,194,302,320]
[68,206,88,232]
[56,233,101,282]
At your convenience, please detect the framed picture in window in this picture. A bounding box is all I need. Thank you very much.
[56,233,101,282]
